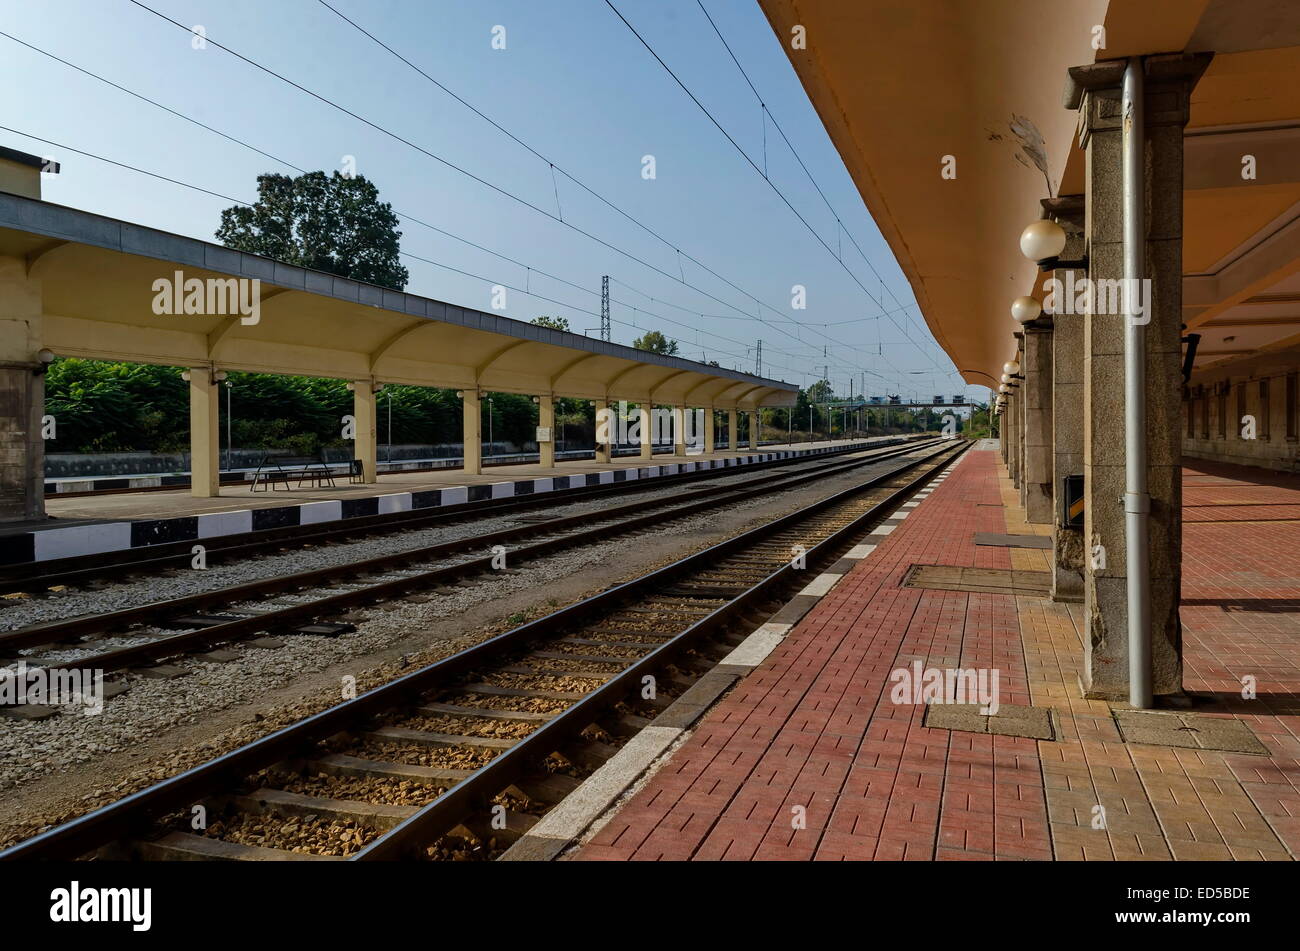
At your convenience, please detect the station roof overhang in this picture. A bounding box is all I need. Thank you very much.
[0,192,797,410]
[758,0,1300,385]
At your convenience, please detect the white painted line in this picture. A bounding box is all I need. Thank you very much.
[33,521,133,561]
[377,493,412,515]
[440,486,469,506]
[799,573,842,597]
[720,622,792,668]
[874,523,897,536]
[490,482,514,499]
[197,509,253,538]
[299,500,343,525]
[845,543,877,559]
[510,726,682,843]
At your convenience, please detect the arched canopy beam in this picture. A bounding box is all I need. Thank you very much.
[550,351,603,390]
[649,369,694,401]
[370,319,433,372]
[208,288,298,359]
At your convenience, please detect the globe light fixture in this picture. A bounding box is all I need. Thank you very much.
[1019,218,1087,271]
[1019,219,1066,263]
[1011,296,1042,324]
[1003,361,1021,376]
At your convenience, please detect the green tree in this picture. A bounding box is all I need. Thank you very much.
[632,330,679,355]
[531,315,571,332]
[216,171,409,289]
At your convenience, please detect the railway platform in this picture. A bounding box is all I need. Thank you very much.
[574,446,1300,861]
[0,437,889,565]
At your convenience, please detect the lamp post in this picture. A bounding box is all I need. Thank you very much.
[223,380,233,471]
[386,388,392,463]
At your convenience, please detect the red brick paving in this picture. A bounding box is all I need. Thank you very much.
[576,449,1300,861]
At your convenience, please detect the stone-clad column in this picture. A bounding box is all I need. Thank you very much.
[1007,390,1020,485]
[1045,204,1086,602]
[0,255,44,521]
[1072,54,1209,699]
[1022,325,1053,523]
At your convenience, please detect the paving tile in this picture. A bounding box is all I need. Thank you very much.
[573,451,1299,862]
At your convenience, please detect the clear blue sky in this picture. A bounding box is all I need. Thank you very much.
[0,0,980,401]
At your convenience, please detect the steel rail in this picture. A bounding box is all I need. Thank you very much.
[1,440,944,674]
[0,439,966,862]
[355,440,969,859]
[3,439,908,591]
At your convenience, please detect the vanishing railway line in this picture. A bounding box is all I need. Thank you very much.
[0,439,944,682]
[1,439,914,595]
[0,438,968,862]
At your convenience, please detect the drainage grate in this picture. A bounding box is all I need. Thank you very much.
[903,564,1051,597]
[923,702,1055,740]
[1113,710,1268,754]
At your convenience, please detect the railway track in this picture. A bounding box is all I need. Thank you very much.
[0,439,945,685]
[2,438,911,594]
[0,438,968,862]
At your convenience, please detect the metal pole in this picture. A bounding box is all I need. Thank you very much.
[1123,56,1152,709]
[386,390,392,463]
[225,383,232,471]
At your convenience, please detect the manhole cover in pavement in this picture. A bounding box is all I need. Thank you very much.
[903,564,1051,597]
[922,702,1055,740]
[1113,711,1268,754]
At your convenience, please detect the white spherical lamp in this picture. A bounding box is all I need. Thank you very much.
[1019,219,1066,264]
[1011,296,1042,324]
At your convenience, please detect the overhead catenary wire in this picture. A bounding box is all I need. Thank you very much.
[605,0,948,375]
[310,0,910,374]
[0,31,840,379]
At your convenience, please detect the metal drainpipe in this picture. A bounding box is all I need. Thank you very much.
[1123,56,1152,709]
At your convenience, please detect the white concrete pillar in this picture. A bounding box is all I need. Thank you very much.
[595,398,611,463]
[189,368,220,498]
[352,381,378,484]
[462,389,481,475]
[538,394,555,469]
[638,403,652,460]
[749,411,759,449]
[728,408,738,451]
[673,404,687,455]
[704,407,716,455]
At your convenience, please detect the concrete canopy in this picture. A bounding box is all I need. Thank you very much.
[759,0,1300,384]
[0,191,796,409]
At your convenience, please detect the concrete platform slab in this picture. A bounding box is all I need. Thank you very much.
[0,438,889,565]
